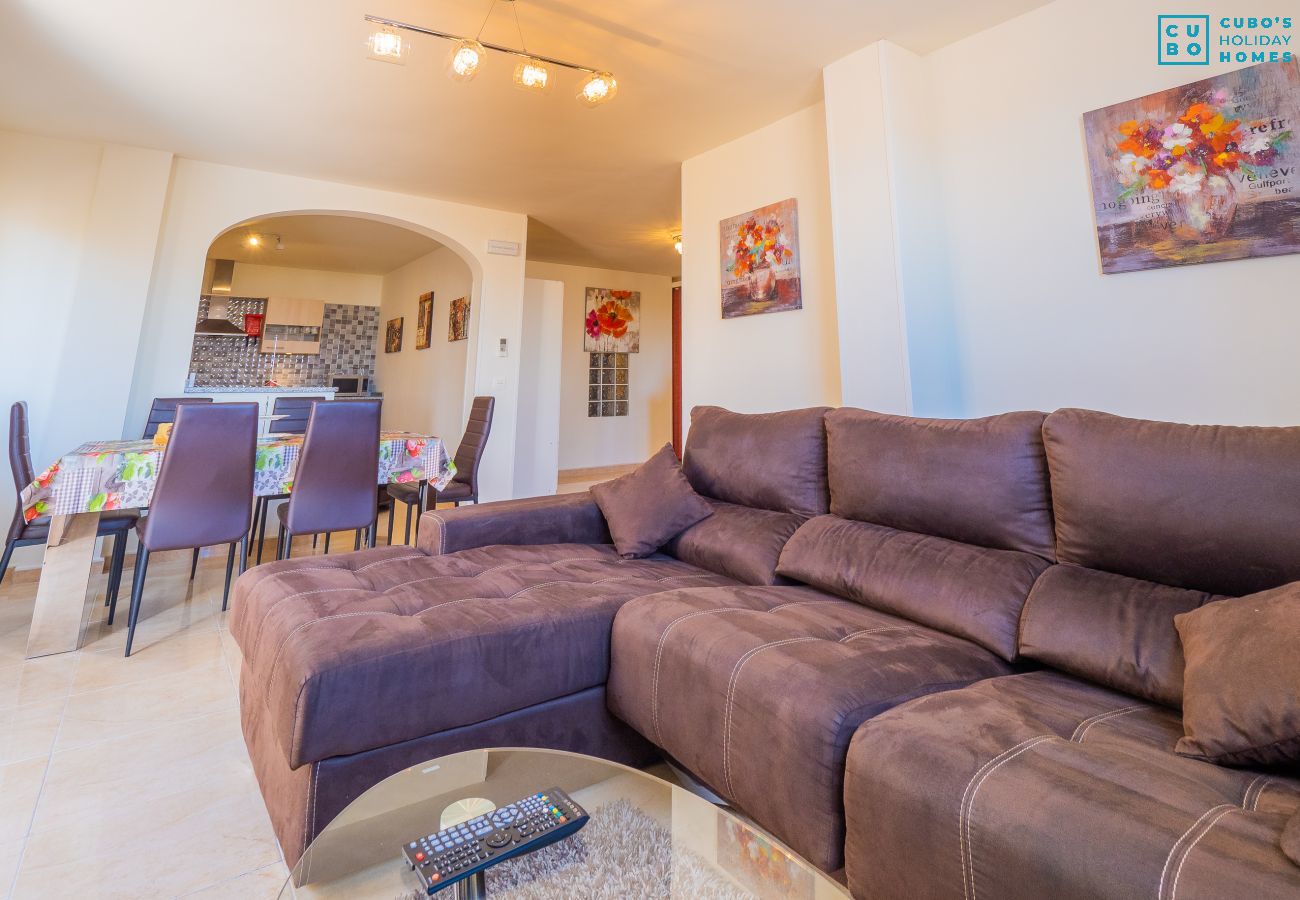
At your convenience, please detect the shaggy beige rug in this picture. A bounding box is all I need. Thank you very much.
[397,800,754,899]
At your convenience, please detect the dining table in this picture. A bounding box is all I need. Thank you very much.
[17,431,454,658]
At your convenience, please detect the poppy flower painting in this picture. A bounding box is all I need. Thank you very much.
[583,288,640,352]
[720,198,802,318]
[1084,60,1299,273]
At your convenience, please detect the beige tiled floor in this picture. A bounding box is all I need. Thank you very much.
[0,510,422,900]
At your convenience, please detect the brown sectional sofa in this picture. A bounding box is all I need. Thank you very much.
[230,404,1300,897]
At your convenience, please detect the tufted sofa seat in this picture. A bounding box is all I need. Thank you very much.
[230,542,736,768]
[608,584,1014,871]
[845,671,1300,899]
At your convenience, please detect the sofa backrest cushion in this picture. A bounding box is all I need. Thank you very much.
[825,408,1054,559]
[1019,564,1220,707]
[682,405,830,518]
[665,498,803,586]
[1043,408,1300,596]
[778,515,1048,661]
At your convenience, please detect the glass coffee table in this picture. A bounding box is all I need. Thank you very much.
[278,747,850,899]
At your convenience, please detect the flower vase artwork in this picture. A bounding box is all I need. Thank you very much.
[719,198,803,317]
[1084,60,1298,273]
[583,288,640,353]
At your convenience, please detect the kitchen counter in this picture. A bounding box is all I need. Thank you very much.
[184,386,339,394]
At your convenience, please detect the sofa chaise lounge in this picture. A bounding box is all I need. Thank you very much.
[229,405,1300,897]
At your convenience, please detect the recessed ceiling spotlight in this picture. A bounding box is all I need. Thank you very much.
[246,235,261,248]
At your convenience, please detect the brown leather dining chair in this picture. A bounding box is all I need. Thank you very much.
[142,396,213,439]
[3,402,136,604]
[387,396,494,546]
[276,399,381,559]
[250,396,324,561]
[122,402,257,657]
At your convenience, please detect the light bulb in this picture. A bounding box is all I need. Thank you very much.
[577,72,618,106]
[246,235,261,248]
[512,57,552,93]
[447,39,485,82]
[673,235,683,255]
[367,27,407,64]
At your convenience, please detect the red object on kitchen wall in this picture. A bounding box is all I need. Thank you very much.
[243,313,264,337]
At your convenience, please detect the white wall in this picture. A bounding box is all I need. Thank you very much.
[679,103,842,427]
[375,246,473,445]
[916,0,1300,425]
[524,261,674,469]
[226,262,382,307]
[126,157,529,501]
[0,130,173,568]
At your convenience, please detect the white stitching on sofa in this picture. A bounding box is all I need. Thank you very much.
[1069,704,1146,743]
[1241,775,1274,811]
[647,598,830,745]
[721,637,822,798]
[838,626,901,643]
[302,760,319,882]
[1160,804,1236,900]
[267,611,399,706]
[959,735,1054,900]
[649,607,754,744]
[248,587,372,662]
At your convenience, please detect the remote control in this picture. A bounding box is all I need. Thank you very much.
[400,787,589,894]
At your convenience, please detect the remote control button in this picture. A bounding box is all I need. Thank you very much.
[415,852,425,861]
[485,832,511,848]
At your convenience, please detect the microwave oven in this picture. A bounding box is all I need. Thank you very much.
[331,375,373,395]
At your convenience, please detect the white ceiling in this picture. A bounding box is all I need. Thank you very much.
[208,214,442,274]
[0,0,1049,275]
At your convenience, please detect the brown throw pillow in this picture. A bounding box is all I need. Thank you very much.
[1174,582,1300,766]
[591,445,714,559]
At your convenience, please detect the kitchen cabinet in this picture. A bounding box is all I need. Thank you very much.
[261,297,325,355]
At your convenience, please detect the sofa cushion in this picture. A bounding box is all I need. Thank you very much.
[607,584,1013,871]
[1175,583,1300,766]
[1019,564,1220,707]
[1285,811,1300,868]
[664,498,802,585]
[590,445,714,558]
[777,515,1048,661]
[825,408,1054,558]
[228,544,736,768]
[1043,408,1300,596]
[844,670,1300,900]
[682,405,829,517]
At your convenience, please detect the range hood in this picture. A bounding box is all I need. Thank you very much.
[195,260,247,336]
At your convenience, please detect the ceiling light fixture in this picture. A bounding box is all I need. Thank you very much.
[447,39,486,81]
[364,2,618,106]
[245,233,284,250]
[673,234,683,255]
[366,26,408,64]
[246,235,261,248]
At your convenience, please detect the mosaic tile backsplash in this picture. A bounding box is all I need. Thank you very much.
[189,297,380,388]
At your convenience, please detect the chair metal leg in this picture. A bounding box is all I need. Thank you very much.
[369,516,378,549]
[190,547,200,580]
[386,506,394,545]
[249,497,261,547]
[106,533,127,609]
[284,528,293,559]
[323,533,331,555]
[354,529,362,551]
[313,534,319,549]
[276,523,286,561]
[222,543,236,611]
[238,534,249,576]
[0,540,14,588]
[414,483,427,542]
[403,500,413,546]
[257,498,270,565]
[124,547,151,657]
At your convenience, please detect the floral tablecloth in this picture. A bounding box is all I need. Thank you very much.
[20,432,454,521]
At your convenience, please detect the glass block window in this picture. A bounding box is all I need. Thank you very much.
[587,352,629,417]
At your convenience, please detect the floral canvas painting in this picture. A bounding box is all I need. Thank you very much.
[584,288,640,353]
[448,297,470,342]
[720,198,802,318]
[1083,60,1298,274]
